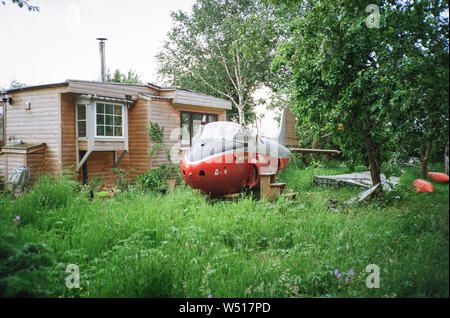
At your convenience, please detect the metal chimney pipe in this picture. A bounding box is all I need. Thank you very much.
[96,37,107,81]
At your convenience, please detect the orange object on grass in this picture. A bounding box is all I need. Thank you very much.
[413,179,434,192]
[428,172,449,183]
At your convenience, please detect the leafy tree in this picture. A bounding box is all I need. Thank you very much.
[272,0,448,194]
[1,0,39,11]
[106,69,142,85]
[9,80,27,89]
[385,0,449,177]
[156,0,281,125]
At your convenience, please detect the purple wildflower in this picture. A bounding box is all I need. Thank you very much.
[345,276,349,283]
[207,294,213,298]
[334,269,339,276]
[185,242,189,248]
[210,242,214,248]
[348,269,354,276]
[337,273,342,279]
[16,216,21,221]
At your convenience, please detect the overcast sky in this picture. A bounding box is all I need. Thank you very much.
[0,0,279,136]
[0,0,196,88]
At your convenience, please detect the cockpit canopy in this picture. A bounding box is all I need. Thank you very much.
[193,121,247,143]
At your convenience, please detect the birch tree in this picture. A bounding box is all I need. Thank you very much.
[156,0,280,125]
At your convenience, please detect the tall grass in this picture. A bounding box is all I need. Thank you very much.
[0,162,448,297]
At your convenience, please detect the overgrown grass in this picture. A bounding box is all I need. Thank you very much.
[0,161,448,298]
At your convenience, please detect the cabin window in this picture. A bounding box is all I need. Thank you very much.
[95,103,124,137]
[76,104,87,138]
[0,104,4,147]
[180,111,218,147]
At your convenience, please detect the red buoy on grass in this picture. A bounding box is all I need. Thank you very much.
[428,172,449,183]
[413,179,434,192]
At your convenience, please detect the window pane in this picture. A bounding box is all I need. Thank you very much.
[114,126,122,137]
[114,115,122,126]
[105,126,113,136]
[192,114,202,138]
[97,126,104,136]
[208,114,217,122]
[77,104,86,120]
[105,104,114,115]
[78,121,86,137]
[105,114,113,125]
[181,113,190,146]
[97,103,104,114]
[97,114,104,125]
[114,105,122,116]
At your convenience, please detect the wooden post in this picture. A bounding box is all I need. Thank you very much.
[260,173,272,200]
[445,144,449,175]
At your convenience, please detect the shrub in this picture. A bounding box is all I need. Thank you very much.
[113,168,135,192]
[10,174,78,224]
[136,163,181,191]
[0,233,55,297]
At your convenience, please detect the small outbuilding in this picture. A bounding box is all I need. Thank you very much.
[0,80,231,187]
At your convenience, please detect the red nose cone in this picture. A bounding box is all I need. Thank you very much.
[181,154,251,195]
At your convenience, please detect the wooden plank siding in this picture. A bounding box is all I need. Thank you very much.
[149,100,227,168]
[125,98,150,176]
[285,108,298,146]
[173,89,231,110]
[61,93,76,171]
[5,88,64,175]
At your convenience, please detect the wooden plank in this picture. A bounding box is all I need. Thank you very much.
[290,148,341,154]
[259,174,272,201]
[5,90,61,174]
[94,141,125,151]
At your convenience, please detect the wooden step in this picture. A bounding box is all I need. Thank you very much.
[270,182,286,193]
[281,192,298,200]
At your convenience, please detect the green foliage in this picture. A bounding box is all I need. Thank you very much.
[106,69,142,84]
[147,121,165,158]
[9,79,27,89]
[156,0,282,124]
[10,174,76,224]
[136,163,181,191]
[0,163,447,297]
[0,239,54,297]
[112,168,136,192]
[1,0,39,12]
[271,0,449,190]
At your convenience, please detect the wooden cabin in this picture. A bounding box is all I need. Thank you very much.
[0,80,230,187]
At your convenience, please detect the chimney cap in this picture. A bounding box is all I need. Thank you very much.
[96,37,107,41]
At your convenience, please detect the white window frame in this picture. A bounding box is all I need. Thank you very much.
[75,103,88,140]
[94,102,126,140]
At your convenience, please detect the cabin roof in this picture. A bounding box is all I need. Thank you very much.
[2,79,227,102]
[1,79,232,110]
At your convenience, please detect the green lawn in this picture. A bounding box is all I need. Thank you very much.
[0,161,448,298]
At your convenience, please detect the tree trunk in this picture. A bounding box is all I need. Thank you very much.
[311,137,319,161]
[238,106,245,125]
[420,142,432,178]
[365,132,383,197]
